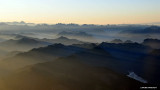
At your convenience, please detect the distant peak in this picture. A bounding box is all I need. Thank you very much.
[49,43,65,48]
[125,40,133,43]
[20,37,34,41]
[110,39,123,43]
[18,37,38,43]
[58,36,69,40]
[145,26,160,30]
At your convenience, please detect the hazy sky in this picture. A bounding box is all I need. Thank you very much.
[0,0,160,24]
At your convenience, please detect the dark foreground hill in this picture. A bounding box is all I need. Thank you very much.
[0,56,145,90]
[140,49,160,84]
[0,42,157,89]
[143,38,160,49]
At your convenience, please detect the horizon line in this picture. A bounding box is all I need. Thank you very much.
[1,21,160,26]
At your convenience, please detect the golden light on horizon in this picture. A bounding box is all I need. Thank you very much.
[0,0,160,24]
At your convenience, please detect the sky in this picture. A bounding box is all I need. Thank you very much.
[0,0,160,24]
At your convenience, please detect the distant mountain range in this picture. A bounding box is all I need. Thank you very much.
[38,36,85,45]
[121,26,160,34]
[57,31,94,42]
[58,31,93,38]
[0,37,51,52]
[0,36,86,52]
[142,22,160,25]
[0,36,88,60]
[0,37,52,60]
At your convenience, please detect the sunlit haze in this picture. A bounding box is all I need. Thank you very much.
[0,0,160,24]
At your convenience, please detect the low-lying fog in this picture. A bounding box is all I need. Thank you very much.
[0,22,159,43]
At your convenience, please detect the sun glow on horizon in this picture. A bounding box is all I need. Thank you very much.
[0,0,160,24]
